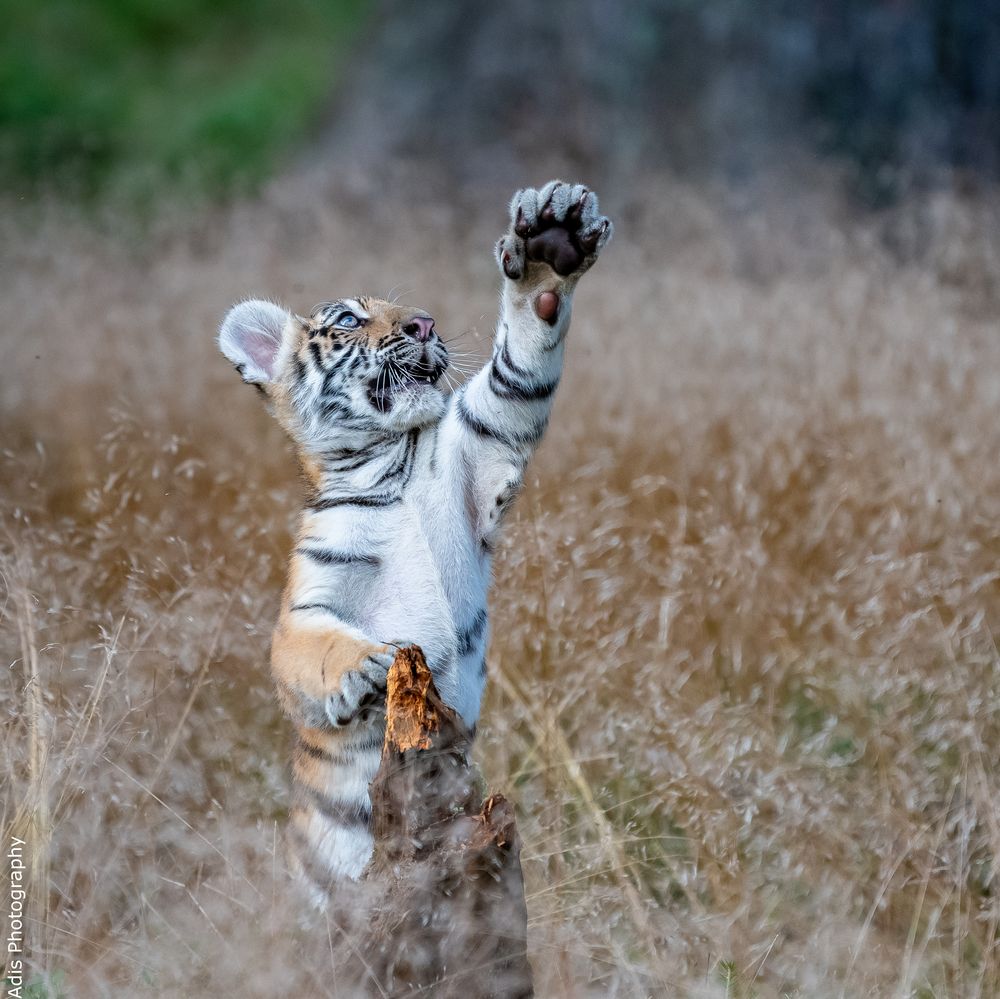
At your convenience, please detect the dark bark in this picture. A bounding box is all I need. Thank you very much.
[363,646,533,999]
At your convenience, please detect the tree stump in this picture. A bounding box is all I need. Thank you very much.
[363,646,533,998]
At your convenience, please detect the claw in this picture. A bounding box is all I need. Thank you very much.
[537,179,560,210]
[502,248,522,280]
[578,190,600,228]
[578,230,599,254]
[578,219,609,255]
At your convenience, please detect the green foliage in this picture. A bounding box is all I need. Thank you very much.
[0,0,367,203]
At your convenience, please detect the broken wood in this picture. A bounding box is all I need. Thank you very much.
[363,645,533,998]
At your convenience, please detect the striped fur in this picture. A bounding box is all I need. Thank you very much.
[218,182,612,894]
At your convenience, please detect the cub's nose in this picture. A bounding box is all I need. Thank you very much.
[402,315,435,342]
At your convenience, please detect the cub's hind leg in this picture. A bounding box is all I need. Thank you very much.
[286,723,384,894]
[270,613,398,893]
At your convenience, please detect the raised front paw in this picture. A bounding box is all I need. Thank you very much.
[496,180,613,284]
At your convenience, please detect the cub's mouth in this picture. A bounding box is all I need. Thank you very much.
[367,357,448,413]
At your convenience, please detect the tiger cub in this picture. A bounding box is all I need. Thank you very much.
[218,181,612,895]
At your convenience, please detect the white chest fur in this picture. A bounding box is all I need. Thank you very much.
[294,424,492,727]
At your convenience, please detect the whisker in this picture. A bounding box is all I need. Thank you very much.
[442,349,485,361]
[387,361,407,391]
[442,347,483,359]
[442,328,479,345]
[383,284,412,306]
[445,361,480,375]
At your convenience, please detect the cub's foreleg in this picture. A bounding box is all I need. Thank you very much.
[270,608,397,730]
[451,180,612,540]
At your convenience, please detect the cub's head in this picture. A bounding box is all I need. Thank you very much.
[219,296,449,451]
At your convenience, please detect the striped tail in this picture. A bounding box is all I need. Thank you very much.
[285,723,384,900]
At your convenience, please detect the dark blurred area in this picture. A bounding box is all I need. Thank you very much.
[328,0,1000,205]
[4,0,1000,207]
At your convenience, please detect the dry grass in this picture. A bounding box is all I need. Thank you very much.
[3,162,1000,997]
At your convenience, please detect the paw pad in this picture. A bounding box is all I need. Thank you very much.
[497,181,612,282]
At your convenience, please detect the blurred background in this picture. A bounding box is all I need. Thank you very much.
[4,1,1000,996]
[5,0,1000,203]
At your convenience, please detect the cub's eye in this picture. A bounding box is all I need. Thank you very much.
[337,312,360,329]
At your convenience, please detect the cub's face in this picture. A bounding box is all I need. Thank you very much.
[219,296,450,451]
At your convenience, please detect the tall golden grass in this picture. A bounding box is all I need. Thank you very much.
[3,164,1000,996]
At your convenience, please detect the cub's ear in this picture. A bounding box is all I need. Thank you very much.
[218,299,291,386]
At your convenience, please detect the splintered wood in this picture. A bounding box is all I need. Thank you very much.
[382,645,440,752]
[364,645,534,999]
